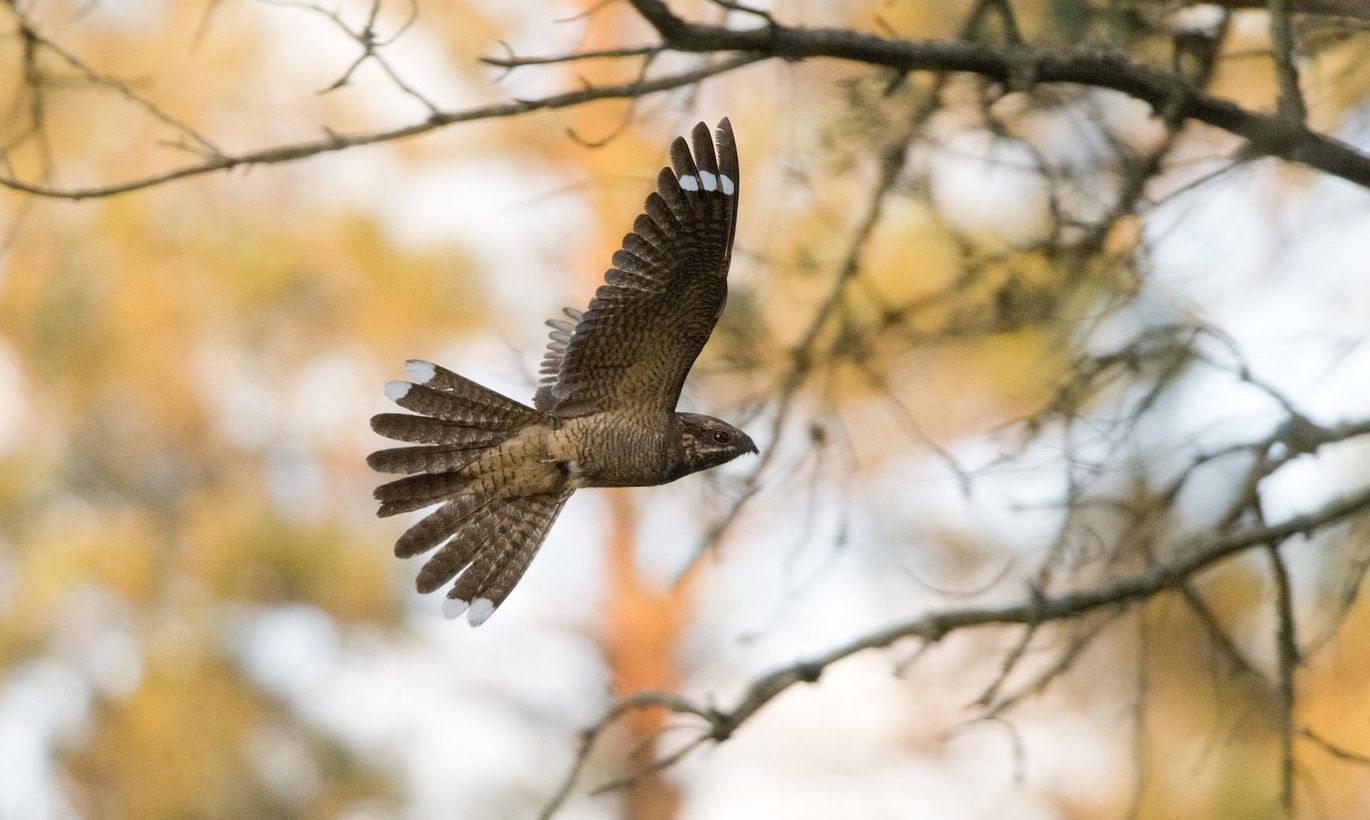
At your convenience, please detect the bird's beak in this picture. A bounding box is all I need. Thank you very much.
[745,437,759,455]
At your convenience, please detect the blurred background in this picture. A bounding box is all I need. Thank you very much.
[3,0,1370,817]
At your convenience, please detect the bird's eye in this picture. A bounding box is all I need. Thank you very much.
[711,431,731,445]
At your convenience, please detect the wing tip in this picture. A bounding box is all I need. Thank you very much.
[672,118,737,197]
[691,119,712,145]
[714,117,739,184]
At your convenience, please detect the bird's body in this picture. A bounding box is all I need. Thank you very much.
[434,411,678,495]
[369,119,753,625]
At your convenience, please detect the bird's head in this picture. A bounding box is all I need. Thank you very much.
[675,412,758,477]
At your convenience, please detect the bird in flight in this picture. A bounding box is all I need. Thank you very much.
[368,119,755,626]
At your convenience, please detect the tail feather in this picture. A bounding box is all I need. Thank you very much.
[413,500,507,591]
[424,502,522,598]
[443,491,570,625]
[410,361,527,408]
[388,382,536,428]
[379,498,450,518]
[395,494,492,559]
[371,414,510,446]
[373,472,472,515]
[476,494,568,609]
[367,444,487,475]
[385,360,546,428]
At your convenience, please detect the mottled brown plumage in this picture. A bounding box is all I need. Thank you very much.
[369,119,755,625]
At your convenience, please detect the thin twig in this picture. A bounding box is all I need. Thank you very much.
[538,691,714,820]
[481,45,662,70]
[1268,542,1299,816]
[1178,582,1264,680]
[8,5,222,157]
[1267,0,1308,123]
[1298,727,1370,767]
[980,607,1125,719]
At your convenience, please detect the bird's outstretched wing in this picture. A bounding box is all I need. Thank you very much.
[534,118,740,417]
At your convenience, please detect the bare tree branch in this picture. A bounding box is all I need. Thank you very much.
[627,0,1370,188]
[1209,0,1370,22]
[8,0,1370,199]
[548,477,1370,814]
[0,53,762,199]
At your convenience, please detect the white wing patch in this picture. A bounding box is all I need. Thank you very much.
[384,380,412,401]
[682,172,735,195]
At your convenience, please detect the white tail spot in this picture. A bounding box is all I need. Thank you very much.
[442,597,470,620]
[404,359,437,383]
[384,380,411,401]
[720,174,736,196]
[678,174,699,191]
[699,171,718,191]
[467,598,496,626]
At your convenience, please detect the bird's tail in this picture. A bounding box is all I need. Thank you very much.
[392,489,570,625]
[368,360,569,625]
[368,359,545,517]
